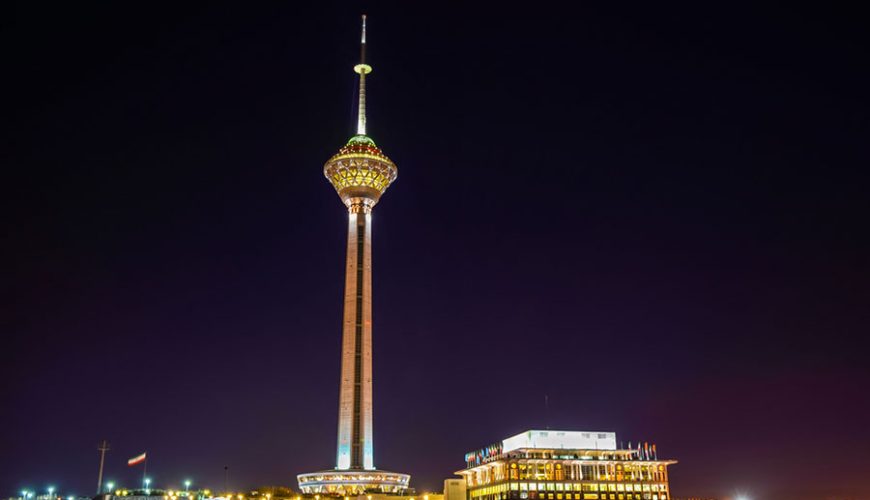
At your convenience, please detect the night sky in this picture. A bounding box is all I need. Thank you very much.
[3,3,869,500]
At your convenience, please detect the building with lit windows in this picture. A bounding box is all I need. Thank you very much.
[455,431,676,500]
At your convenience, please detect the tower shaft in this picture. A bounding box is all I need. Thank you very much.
[336,201,374,470]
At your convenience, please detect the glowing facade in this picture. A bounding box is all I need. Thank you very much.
[456,431,676,500]
[297,15,409,496]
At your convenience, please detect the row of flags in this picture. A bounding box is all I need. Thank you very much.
[624,441,657,460]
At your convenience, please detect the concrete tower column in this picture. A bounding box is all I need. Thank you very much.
[337,200,375,470]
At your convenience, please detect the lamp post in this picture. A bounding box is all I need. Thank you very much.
[184,481,191,494]
[48,487,55,500]
[106,482,115,495]
[144,478,151,495]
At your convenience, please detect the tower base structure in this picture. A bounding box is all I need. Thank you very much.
[297,469,410,495]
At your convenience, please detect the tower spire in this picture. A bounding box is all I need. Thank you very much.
[354,14,372,136]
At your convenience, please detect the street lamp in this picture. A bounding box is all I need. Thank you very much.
[48,487,55,499]
[144,479,151,495]
[184,481,191,493]
[106,483,115,494]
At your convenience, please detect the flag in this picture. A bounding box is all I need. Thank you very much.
[652,444,657,460]
[128,452,147,466]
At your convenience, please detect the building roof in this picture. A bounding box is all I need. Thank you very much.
[503,430,618,452]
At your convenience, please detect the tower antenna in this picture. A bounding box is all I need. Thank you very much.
[354,14,373,135]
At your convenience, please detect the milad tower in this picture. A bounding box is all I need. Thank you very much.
[297,16,410,496]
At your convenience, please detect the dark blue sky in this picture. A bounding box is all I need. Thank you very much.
[3,3,869,500]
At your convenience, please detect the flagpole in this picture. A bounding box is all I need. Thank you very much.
[142,453,147,491]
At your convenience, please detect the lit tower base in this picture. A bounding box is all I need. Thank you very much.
[296,470,410,496]
[297,15,409,496]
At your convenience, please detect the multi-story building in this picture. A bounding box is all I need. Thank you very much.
[444,480,467,500]
[455,431,676,500]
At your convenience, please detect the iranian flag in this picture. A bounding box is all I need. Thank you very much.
[128,452,147,466]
